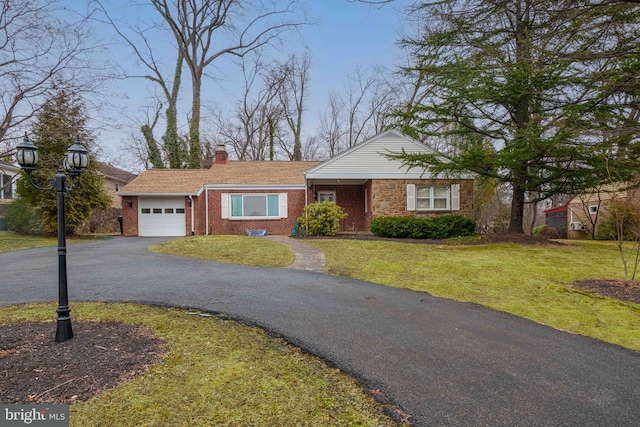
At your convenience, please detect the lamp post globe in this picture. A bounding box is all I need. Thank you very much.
[16,133,39,173]
[64,136,90,176]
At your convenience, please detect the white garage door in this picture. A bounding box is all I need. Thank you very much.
[139,197,186,237]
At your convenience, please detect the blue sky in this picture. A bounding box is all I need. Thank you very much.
[87,0,412,169]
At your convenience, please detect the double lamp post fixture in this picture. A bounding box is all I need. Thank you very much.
[16,133,90,343]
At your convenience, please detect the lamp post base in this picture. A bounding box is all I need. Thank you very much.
[55,308,73,343]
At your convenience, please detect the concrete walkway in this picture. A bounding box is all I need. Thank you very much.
[0,237,638,426]
[266,236,327,273]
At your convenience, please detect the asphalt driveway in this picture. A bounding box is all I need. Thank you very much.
[1,237,639,426]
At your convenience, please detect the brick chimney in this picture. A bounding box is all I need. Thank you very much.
[214,143,228,165]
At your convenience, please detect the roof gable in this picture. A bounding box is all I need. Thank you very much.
[305,129,441,180]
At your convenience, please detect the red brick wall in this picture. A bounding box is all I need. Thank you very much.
[186,195,208,236]
[121,196,138,236]
[311,184,369,231]
[207,189,306,235]
[371,179,474,219]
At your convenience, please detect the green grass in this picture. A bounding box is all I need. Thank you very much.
[150,235,295,267]
[0,303,397,427]
[305,239,640,352]
[0,231,59,252]
[0,231,106,252]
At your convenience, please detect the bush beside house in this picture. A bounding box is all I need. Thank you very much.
[297,201,348,236]
[371,215,476,239]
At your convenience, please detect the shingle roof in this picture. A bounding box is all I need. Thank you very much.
[98,162,137,183]
[206,161,319,185]
[119,161,320,195]
[119,169,212,195]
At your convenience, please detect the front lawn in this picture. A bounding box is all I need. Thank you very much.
[305,239,640,352]
[0,303,398,427]
[150,235,295,267]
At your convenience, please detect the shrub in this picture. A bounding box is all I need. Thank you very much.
[370,215,476,239]
[297,201,348,236]
[595,201,640,241]
[4,198,45,235]
[532,224,546,236]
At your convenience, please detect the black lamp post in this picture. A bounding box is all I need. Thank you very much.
[16,133,90,343]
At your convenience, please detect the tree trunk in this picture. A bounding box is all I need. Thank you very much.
[165,54,183,168]
[188,73,202,169]
[509,184,526,233]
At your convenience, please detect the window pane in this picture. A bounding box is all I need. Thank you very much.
[165,208,174,214]
[417,199,431,210]
[434,187,448,198]
[267,195,279,216]
[231,195,243,217]
[244,195,266,216]
[141,208,151,214]
[416,187,430,197]
[433,199,447,209]
[153,208,162,214]
[176,208,185,214]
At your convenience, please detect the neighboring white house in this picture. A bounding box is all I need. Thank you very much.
[0,162,21,230]
[0,162,20,200]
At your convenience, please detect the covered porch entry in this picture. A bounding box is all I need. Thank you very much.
[306,178,372,232]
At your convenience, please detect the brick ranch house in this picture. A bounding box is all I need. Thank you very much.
[119,130,475,237]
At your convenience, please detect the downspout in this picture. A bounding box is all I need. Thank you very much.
[205,187,209,235]
[188,195,195,235]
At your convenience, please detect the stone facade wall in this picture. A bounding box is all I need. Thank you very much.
[371,179,474,219]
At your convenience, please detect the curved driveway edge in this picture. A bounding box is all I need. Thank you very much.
[0,237,639,426]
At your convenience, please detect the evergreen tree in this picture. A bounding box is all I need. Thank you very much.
[16,91,111,235]
[392,0,640,233]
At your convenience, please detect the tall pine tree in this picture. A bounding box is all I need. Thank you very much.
[392,0,640,233]
[16,91,111,235]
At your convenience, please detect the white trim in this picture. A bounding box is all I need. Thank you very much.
[306,171,469,180]
[119,192,198,197]
[204,184,305,190]
[227,193,286,220]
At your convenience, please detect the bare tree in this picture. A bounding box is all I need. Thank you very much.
[278,52,310,161]
[96,2,185,168]
[150,0,308,168]
[213,54,285,160]
[0,0,97,155]
[319,91,347,157]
